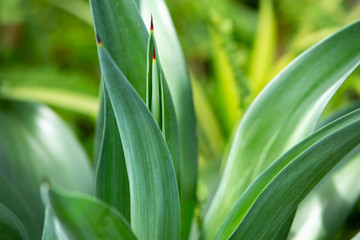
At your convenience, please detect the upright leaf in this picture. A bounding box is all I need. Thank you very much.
[146,23,181,188]
[97,43,180,239]
[216,109,360,239]
[89,0,148,99]
[94,87,130,221]
[248,0,277,96]
[203,20,360,239]
[140,3,198,239]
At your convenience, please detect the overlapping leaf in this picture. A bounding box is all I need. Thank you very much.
[97,43,180,239]
[140,2,198,238]
[45,186,136,240]
[216,108,360,239]
[203,20,360,239]
[0,100,93,239]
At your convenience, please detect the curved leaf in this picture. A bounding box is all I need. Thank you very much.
[0,174,40,239]
[0,203,29,240]
[140,3,198,239]
[0,100,93,238]
[203,20,360,239]
[290,146,360,239]
[98,44,180,239]
[216,108,360,239]
[47,186,136,240]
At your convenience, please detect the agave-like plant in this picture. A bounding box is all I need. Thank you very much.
[0,0,360,239]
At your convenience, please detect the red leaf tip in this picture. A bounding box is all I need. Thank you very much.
[150,15,154,31]
[96,34,102,47]
[152,46,156,60]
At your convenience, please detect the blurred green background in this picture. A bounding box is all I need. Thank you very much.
[1,0,360,238]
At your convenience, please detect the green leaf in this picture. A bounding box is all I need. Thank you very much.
[46,186,136,240]
[210,29,241,136]
[98,44,180,239]
[0,67,99,117]
[217,108,360,239]
[290,145,360,239]
[0,100,94,238]
[89,0,148,100]
[203,20,360,239]
[140,3,198,239]
[0,203,29,240]
[41,207,60,240]
[248,0,277,96]
[0,174,40,239]
[94,88,130,221]
[146,29,181,189]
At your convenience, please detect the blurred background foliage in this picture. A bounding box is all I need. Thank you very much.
[1,0,360,237]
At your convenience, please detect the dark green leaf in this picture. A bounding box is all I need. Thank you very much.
[0,203,29,240]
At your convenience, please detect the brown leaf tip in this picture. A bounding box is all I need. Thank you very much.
[152,46,156,60]
[96,34,102,47]
[150,15,154,32]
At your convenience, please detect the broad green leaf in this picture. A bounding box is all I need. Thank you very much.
[140,3,198,239]
[0,100,94,238]
[210,29,241,136]
[290,146,360,239]
[0,174,40,239]
[216,108,360,239]
[94,88,130,221]
[248,0,277,96]
[0,203,29,240]
[203,20,360,239]
[46,186,136,240]
[98,44,180,239]
[89,0,147,100]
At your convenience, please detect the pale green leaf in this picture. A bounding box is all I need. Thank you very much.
[203,20,360,239]
[217,108,360,239]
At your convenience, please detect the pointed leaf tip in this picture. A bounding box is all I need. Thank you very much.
[153,46,156,60]
[150,15,154,31]
[96,34,102,47]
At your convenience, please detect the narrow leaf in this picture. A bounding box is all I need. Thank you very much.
[140,3,198,239]
[98,43,180,239]
[95,87,130,221]
[89,0,148,99]
[290,146,360,239]
[203,20,360,239]
[219,109,360,239]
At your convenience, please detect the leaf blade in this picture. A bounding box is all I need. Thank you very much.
[203,20,360,239]
[98,44,180,239]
